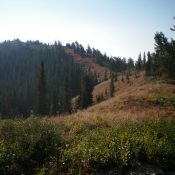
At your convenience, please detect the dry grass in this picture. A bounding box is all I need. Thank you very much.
[45,71,175,129]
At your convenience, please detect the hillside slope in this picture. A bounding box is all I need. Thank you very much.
[51,71,175,125]
[42,71,175,174]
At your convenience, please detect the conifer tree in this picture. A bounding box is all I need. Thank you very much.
[104,69,108,81]
[145,52,152,76]
[86,45,92,57]
[136,53,142,70]
[114,72,118,82]
[121,73,124,82]
[79,75,93,108]
[110,72,115,97]
[127,58,134,75]
[51,91,58,116]
[126,73,130,83]
[62,75,71,113]
[143,52,146,68]
[37,61,49,115]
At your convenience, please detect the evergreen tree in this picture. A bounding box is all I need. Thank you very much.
[143,52,146,68]
[100,93,104,101]
[154,32,175,78]
[51,91,58,116]
[127,58,134,75]
[37,61,49,116]
[121,73,124,82]
[0,40,88,118]
[136,53,142,70]
[145,52,152,76]
[126,73,130,83]
[86,45,92,57]
[114,72,118,82]
[104,69,108,81]
[79,75,93,109]
[62,75,71,113]
[110,72,115,97]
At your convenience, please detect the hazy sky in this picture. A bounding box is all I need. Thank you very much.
[0,0,174,59]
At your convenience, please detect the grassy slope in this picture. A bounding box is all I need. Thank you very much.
[49,71,175,127]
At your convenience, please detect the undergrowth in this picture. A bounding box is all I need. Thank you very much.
[0,118,175,174]
[153,95,175,108]
[0,118,63,175]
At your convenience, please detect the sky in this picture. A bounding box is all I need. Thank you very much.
[0,0,175,59]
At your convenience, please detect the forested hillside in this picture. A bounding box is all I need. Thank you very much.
[0,40,131,118]
[0,40,93,117]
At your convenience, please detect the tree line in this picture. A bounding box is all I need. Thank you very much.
[66,41,134,72]
[135,32,175,80]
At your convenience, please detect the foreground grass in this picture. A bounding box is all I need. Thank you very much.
[0,117,175,174]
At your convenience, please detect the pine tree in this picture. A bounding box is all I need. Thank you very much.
[114,72,118,82]
[126,73,130,83]
[86,45,92,57]
[143,52,146,68]
[37,61,49,116]
[51,91,58,116]
[145,52,152,76]
[110,72,115,97]
[79,75,93,108]
[136,53,142,70]
[100,93,104,101]
[121,73,124,82]
[104,69,108,81]
[62,75,71,113]
[127,58,134,75]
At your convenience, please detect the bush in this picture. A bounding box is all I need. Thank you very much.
[154,95,175,108]
[0,118,63,175]
[1,118,175,174]
[62,120,175,174]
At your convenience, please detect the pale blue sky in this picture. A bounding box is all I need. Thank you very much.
[0,0,174,59]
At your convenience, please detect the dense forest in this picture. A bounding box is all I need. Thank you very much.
[0,39,131,118]
[0,40,95,118]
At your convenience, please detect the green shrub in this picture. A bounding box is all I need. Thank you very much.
[1,118,175,174]
[0,118,63,175]
[154,95,175,108]
[62,120,175,174]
